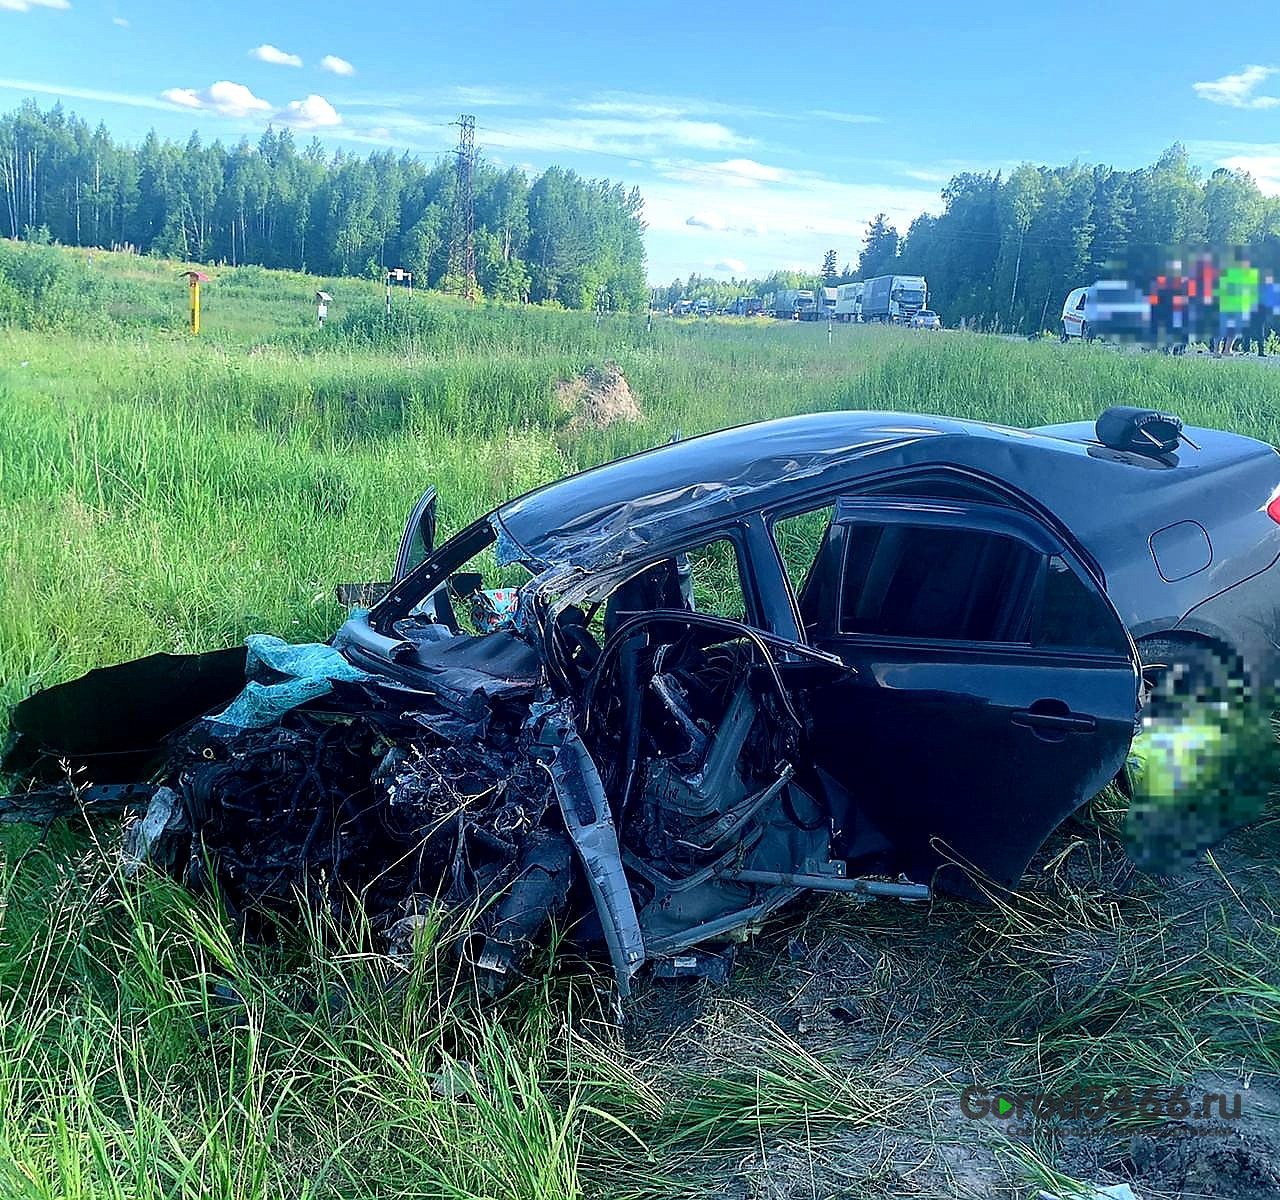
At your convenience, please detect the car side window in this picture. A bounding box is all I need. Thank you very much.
[837,522,1040,642]
[771,506,835,595]
[1032,555,1131,654]
[1076,292,1087,310]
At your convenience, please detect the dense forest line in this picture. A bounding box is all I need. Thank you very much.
[6,98,1277,331]
[0,100,648,311]
[666,146,1280,332]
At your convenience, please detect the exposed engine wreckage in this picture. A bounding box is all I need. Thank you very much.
[5,414,1156,997]
[4,613,919,998]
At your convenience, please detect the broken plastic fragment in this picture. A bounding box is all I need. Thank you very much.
[123,786,190,876]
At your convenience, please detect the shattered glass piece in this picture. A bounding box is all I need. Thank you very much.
[492,518,531,568]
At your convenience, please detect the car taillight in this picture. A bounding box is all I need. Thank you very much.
[1268,493,1280,524]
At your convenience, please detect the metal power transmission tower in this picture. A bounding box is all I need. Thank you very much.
[448,114,477,300]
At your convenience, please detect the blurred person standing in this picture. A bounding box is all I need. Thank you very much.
[1187,252,1219,349]
[1256,272,1280,356]
[1149,267,1173,348]
[1150,259,1188,350]
[1218,256,1259,356]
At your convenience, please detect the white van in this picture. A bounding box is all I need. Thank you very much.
[1061,282,1151,341]
[1061,287,1089,339]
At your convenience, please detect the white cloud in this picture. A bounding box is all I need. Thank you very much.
[808,109,882,125]
[0,76,177,110]
[0,0,70,12]
[319,54,354,76]
[479,115,750,157]
[687,212,727,231]
[1193,65,1280,109]
[712,258,746,275]
[251,43,302,67]
[112,14,127,24]
[453,84,532,107]
[572,90,796,124]
[161,80,272,118]
[578,97,686,120]
[276,93,341,128]
[160,80,339,129]
[334,85,538,111]
[661,157,789,188]
[1188,139,1280,193]
[711,157,785,183]
[1219,153,1280,193]
[900,167,951,183]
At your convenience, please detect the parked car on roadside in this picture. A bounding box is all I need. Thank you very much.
[7,406,1276,996]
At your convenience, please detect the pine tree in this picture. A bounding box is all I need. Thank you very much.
[858,215,900,278]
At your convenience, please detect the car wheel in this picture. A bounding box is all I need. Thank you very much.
[1137,636,1246,720]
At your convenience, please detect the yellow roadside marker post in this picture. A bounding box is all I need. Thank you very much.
[180,270,211,335]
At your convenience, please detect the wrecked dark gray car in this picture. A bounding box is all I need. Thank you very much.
[9,407,1277,996]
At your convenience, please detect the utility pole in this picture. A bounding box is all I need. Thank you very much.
[448,114,477,301]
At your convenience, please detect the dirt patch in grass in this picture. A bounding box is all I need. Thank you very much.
[1125,1129,1280,1199]
[616,807,1280,1199]
[555,363,641,432]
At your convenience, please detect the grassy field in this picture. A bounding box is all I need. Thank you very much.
[1,240,1278,1198]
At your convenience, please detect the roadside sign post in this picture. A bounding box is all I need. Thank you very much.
[179,270,211,335]
[385,268,412,316]
[316,290,332,327]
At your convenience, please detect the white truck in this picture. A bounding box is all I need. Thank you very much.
[834,282,864,322]
[860,274,928,323]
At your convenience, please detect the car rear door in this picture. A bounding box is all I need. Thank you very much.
[795,497,1141,893]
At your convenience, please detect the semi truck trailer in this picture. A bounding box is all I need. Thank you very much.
[860,274,928,323]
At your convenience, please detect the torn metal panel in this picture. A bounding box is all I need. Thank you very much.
[536,707,645,996]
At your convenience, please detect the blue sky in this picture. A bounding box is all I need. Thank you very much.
[4,0,1280,283]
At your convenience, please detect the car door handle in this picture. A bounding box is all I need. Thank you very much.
[1011,707,1097,734]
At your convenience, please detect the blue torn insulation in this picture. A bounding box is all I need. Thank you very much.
[206,635,373,732]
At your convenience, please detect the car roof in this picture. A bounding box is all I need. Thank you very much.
[494,410,1278,570]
